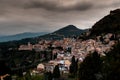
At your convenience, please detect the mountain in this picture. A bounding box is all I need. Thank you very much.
[0,25,87,48]
[39,25,86,40]
[0,32,48,42]
[53,25,85,36]
[90,9,120,36]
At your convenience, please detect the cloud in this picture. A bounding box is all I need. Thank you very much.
[23,0,92,11]
[0,0,120,35]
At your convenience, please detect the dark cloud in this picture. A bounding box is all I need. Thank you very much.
[24,1,58,10]
[72,2,93,11]
[0,0,120,35]
[24,1,92,11]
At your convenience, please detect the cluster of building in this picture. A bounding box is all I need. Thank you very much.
[18,33,116,74]
[18,41,50,51]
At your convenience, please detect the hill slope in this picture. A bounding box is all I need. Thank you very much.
[39,25,86,40]
[53,25,85,36]
[90,9,120,36]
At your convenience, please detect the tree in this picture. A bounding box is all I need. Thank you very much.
[69,56,76,74]
[79,51,102,80]
[75,58,79,74]
[69,56,78,78]
[102,42,120,80]
[53,64,60,79]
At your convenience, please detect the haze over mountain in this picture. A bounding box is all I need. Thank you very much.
[0,32,49,42]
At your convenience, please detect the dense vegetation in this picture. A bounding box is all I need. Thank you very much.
[0,49,52,76]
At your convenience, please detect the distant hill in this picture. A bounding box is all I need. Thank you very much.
[0,25,87,47]
[0,32,48,42]
[53,25,85,36]
[90,9,120,36]
[39,25,87,40]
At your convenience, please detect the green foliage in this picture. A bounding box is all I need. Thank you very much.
[31,75,44,80]
[16,74,44,80]
[15,71,44,80]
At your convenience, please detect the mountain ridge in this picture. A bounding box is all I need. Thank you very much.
[0,25,87,47]
[53,25,84,35]
[39,25,87,40]
[0,32,49,42]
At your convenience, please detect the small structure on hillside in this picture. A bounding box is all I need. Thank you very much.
[37,64,45,72]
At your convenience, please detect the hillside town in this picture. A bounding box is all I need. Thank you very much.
[18,33,116,76]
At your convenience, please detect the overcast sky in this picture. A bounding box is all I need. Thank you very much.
[0,0,120,35]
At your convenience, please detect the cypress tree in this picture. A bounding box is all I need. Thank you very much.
[69,56,79,78]
[53,64,60,79]
[69,56,76,74]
